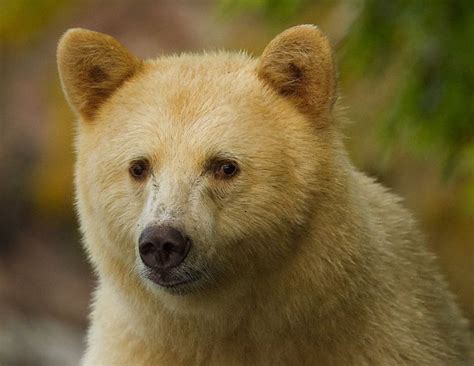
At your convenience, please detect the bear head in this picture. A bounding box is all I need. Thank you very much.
[57,25,340,307]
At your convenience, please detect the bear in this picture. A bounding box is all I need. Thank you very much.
[57,25,473,365]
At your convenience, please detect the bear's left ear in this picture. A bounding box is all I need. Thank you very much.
[57,28,142,121]
[257,25,336,119]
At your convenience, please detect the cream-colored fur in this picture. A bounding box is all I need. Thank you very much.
[57,25,472,365]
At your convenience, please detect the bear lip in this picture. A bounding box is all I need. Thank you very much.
[145,269,201,289]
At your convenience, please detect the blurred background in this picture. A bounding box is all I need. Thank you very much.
[1,0,473,364]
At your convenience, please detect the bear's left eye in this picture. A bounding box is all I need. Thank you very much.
[129,159,150,180]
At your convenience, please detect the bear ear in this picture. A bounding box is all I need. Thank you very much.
[57,28,141,121]
[257,25,337,119]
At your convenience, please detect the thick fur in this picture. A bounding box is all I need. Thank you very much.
[57,25,472,365]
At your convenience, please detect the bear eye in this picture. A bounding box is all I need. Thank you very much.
[129,159,150,180]
[214,161,239,180]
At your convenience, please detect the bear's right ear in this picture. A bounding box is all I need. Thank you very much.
[57,28,141,121]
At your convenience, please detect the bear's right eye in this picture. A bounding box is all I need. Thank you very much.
[214,160,239,180]
[129,159,150,181]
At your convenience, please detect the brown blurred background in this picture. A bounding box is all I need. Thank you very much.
[1,1,473,365]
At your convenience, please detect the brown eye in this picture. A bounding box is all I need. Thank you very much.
[129,160,149,180]
[215,161,239,179]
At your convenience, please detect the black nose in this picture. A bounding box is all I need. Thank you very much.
[138,225,191,270]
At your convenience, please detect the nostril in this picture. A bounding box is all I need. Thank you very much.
[139,242,155,256]
[162,241,175,254]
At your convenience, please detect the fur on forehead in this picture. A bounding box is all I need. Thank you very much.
[131,52,261,122]
[88,54,311,161]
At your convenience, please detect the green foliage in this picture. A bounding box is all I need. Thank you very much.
[342,0,474,173]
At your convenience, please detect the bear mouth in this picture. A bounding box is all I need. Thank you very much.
[145,268,202,293]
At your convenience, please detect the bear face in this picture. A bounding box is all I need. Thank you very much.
[59,26,338,300]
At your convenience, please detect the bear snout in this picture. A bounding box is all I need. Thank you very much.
[138,225,192,272]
